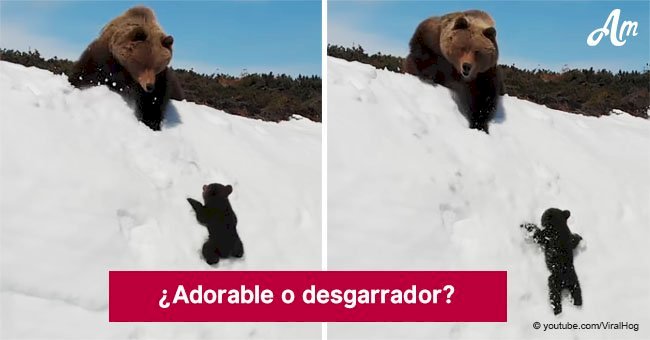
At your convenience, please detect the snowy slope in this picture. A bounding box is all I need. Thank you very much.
[327,57,650,340]
[0,61,321,339]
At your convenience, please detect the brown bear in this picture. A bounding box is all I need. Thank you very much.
[404,10,503,133]
[69,6,183,131]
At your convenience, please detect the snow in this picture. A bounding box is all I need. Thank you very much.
[1,55,648,340]
[327,57,650,339]
[0,61,321,339]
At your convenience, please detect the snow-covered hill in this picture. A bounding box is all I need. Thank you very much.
[327,57,650,340]
[0,61,321,339]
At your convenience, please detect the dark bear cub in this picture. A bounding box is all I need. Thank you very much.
[521,208,583,315]
[69,6,183,131]
[187,183,244,265]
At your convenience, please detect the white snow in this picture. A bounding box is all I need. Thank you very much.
[0,61,321,339]
[327,57,650,339]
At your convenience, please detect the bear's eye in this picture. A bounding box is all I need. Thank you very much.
[132,29,147,42]
[483,27,497,40]
[453,17,469,30]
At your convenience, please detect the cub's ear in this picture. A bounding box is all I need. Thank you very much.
[162,35,174,49]
[483,27,497,41]
[453,17,469,30]
[563,210,571,219]
[225,185,233,197]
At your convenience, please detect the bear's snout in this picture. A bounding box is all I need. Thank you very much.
[137,69,157,93]
[462,62,472,76]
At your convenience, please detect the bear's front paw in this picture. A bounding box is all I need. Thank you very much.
[206,257,220,265]
[520,223,536,233]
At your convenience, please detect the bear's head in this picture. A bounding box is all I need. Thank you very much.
[202,183,233,202]
[441,15,498,81]
[541,208,571,236]
[102,7,174,92]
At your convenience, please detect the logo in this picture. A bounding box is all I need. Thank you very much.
[587,9,638,47]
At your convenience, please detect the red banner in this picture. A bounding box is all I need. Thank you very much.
[109,271,506,322]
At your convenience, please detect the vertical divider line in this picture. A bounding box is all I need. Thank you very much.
[321,0,329,339]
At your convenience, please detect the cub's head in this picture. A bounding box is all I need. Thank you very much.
[541,208,571,232]
[202,183,233,202]
[102,6,174,92]
[440,13,498,81]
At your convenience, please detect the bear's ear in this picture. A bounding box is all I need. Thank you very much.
[225,185,233,197]
[453,16,469,30]
[483,27,497,41]
[162,35,174,49]
[563,210,571,219]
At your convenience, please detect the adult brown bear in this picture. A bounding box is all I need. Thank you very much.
[69,6,183,131]
[404,10,503,133]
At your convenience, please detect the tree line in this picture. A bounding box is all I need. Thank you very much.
[327,44,649,118]
[0,48,321,122]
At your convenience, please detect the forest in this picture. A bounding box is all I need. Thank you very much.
[328,44,649,118]
[0,48,322,122]
[2,46,648,120]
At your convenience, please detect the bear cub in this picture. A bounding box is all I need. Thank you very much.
[521,208,583,315]
[187,183,244,265]
[404,10,503,133]
[69,6,183,131]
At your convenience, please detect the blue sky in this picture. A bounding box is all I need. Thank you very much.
[329,1,649,71]
[0,1,322,77]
